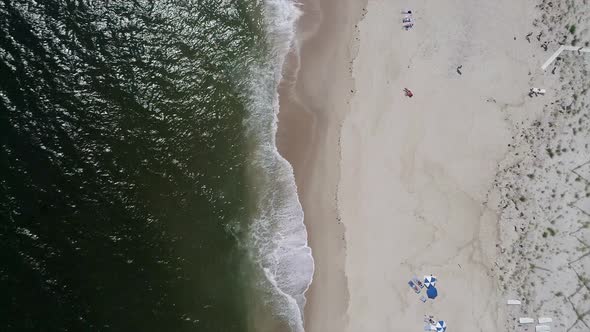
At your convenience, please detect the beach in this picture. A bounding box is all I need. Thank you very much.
[277,0,364,330]
[1,0,586,330]
[278,0,589,331]
[341,1,531,330]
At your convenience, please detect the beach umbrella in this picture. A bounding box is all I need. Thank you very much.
[426,286,438,299]
[435,320,447,332]
[423,275,437,288]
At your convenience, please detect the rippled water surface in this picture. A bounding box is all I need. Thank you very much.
[0,1,271,330]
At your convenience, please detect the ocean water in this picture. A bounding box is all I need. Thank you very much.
[0,1,312,331]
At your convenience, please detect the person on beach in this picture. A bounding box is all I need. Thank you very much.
[424,315,436,325]
[404,88,414,97]
[402,10,414,30]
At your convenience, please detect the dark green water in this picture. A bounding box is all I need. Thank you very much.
[0,1,311,331]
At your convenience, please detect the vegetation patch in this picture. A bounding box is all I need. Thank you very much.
[569,24,576,34]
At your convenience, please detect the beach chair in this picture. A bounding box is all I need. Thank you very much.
[535,325,550,331]
[408,280,420,293]
[412,277,424,288]
[519,318,535,324]
[538,318,552,324]
[424,325,436,331]
[507,299,521,305]
[531,88,546,95]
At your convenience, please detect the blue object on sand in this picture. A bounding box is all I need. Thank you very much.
[426,286,438,299]
[435,320,447,332]
[423,275,437,288]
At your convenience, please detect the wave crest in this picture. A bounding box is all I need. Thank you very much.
[242,1,314,331]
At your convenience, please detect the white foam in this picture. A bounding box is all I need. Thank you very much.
[242,1,314,331]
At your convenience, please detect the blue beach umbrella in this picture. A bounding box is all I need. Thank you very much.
[423,275,437,288]
[426,286,438,299]
[435,320,447,332]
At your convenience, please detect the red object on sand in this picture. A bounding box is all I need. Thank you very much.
[404,88,413,97]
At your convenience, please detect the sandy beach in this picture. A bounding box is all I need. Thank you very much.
[278,0,589,331]
[277,0,364,330]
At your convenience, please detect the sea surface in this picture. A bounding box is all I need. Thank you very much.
[0,1,312,331]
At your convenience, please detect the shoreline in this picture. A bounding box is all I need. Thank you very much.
[276,0,589,331]
[276,0,365,331]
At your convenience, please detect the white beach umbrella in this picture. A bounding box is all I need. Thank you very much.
[423,275,437,288]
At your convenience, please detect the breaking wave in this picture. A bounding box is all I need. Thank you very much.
[242,0,314,331]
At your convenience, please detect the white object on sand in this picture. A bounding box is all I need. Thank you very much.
[538,317,552,324]
[541,45,590,70]
[507,299,521,305]
[519,318,535,324]
[535,325,551,331]
[531,88,546,95]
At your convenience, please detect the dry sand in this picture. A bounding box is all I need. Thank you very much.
[277,0,589,331]
[340,0,532,331]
